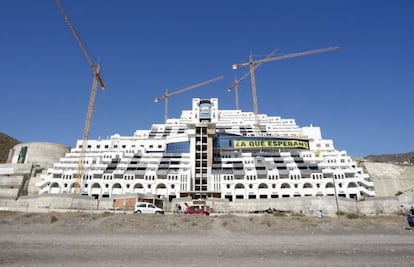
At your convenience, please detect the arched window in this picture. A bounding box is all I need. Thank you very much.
[156,183,166,189]
[348,182,357,188]
[112,183,122,189]
[281,183,290,189]
[258,183,268,189]
[134,183,144,189]
[303,183,313,189]
[235,183,244,189]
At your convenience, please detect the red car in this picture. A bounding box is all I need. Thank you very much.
[185,205,210,215]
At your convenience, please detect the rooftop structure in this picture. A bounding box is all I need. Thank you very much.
[37,98,375,201]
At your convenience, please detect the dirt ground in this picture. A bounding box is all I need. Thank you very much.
[1,211,413,266]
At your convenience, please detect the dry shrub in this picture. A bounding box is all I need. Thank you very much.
[0,211,18,217]
[346,213,360,219]
[336,211,346,216]
[50,215,58,224]
[272,211,287,217]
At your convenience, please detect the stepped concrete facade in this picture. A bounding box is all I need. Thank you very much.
[0,142,69,198]
[37,98,375,201]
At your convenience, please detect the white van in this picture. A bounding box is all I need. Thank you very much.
[134,202,164,214]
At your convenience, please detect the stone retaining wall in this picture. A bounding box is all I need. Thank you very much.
[2,193,412,215]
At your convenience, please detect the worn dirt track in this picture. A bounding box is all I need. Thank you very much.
[1,211,413,266]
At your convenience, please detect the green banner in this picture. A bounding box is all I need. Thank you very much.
[233,139,309,150]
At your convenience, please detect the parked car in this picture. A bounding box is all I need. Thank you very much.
[185,205,210,215]
[134,202,164,214]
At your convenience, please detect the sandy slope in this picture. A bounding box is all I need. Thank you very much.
[1,212,413,266]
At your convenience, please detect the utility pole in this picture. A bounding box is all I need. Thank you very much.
[332,175,341,218]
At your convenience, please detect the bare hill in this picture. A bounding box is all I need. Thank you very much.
[0,132,20,163]
[364,152,414,164]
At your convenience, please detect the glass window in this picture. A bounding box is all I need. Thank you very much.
[166,141,190,153]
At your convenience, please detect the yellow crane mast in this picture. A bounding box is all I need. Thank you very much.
[55,0,106,194]
[232,46,340,135]
[228,49,278,110]
[155,75,224,122]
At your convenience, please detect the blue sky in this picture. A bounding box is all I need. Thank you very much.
[1,0,413,157]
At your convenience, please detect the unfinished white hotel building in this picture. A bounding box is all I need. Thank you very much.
[37,98,376,201]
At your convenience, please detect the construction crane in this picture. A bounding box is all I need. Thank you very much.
[155,75,224,122]
[55,0,106,194]
[232,46,340,116]
[228,49,278,110]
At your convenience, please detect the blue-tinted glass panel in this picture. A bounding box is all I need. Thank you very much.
[166,142,190,153]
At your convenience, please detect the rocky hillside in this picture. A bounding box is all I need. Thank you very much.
[364,152,414,164]
[0,132,20,163]
[361,161,414,196]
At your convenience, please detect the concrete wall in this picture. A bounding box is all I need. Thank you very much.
[0,175,24,188]
[0,176,23,198]
[27,174,43,196]
[0,141,69,198]
[0,163,32,175]
[1,193,413,215]
[0,164,39,198]
[8,142,69,168]
[0,189,19,198]
[204,197,354,215]
[0,164,31,198]
[0,195,113,212]
[174,193,414,216]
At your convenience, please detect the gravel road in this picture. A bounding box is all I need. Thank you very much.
[1,212,413,266]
